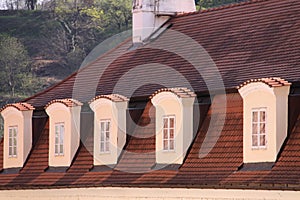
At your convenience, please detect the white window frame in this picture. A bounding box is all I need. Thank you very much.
[163,115,175,151]
[100,119,111,154]
[251,108,267,149]
[55,122,65,156]
[8,126,17,158]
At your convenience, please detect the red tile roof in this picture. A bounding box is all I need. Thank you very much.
[89,94,129,103]
[45,98,82,109]
[0,102,34,112]
[1,0,300,191]
[236,77,292,89]
[24,0,300,107]
[150,88,196,99]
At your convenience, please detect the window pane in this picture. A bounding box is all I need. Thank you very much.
[252,135,258,147]
[163,140,168,150]
[163,118,168,128]
[260,123,266,134]
[13,137,17,146]
[169,140,174,150]
[13,128,17,137]
[260,111,266,122]
[9,138,12,146]
[105,142,110,152]
[252,111,258,122]
[106,122,110,132]
[55,145,59,154]
[170,118,174,128]
[170,129,174,139]
[100,142,104,152]
[106,131,109,140]
[9,128,12,137]
[260,135,266,146]
[252,124,258,134]
[100,130,104,141]
[163,129,168,139]
[9,147,12,156]
[100,122,105,132]
[60,144,63,154]
[13,147,17,156]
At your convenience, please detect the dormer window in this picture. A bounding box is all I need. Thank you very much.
[252,108,267,149]
[100,119,110,153]
[0,103,34,169]
[237,78,291,163]
[8,126,18,158]
[163,116,175,151]
[45,99,82,167]
[89,94,128,166]
[151,88,196,165]
[54,123,64,156]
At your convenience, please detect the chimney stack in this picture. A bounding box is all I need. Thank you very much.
[132,0,196,44]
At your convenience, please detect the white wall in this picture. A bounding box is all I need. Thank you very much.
[0,187,299,200]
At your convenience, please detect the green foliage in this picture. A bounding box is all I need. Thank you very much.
[0,34,43,98]
[195,0,246,10]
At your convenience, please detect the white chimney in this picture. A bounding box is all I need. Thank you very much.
[132,0,196,44]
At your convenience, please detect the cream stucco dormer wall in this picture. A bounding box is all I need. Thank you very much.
[89,95,128,166]
[45,100,82,167]
[238,79,290,163]
[1,104,34,169]
[151,88,195,165]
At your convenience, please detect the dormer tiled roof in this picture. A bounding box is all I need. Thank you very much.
[89,94,129,104]
[0,102,35,112]
[150,88,196,99]
[236,77,292,89]
[45,98,83,109]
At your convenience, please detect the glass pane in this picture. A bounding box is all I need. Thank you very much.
[9,147,12,156]
[170,129,174,139]
[252,111,258,122]
[100,142,104,152]
[169,140,174,150]
[252,135,258,147]
[9,138,12,146]
[60,144,63,154]
[100,130,104,141]
[9,128,12,137]
[13,138,17,146]
[55,136,59,144]
[55,145,58,154]
[252,124,258,134]
[55,125,59,135]
[260,135,266,146]
[163,129,168,139]
[106,131,109,141]
[100,122,105,132]
[105,142,110,152]
[260,123,266,134]
[170,118,174,128]
[260,111,266,122]
[106,122,110,132]
[163,140,168,150]
[163,118,168,128]
[13,147,17,156]
[13,128,17,137]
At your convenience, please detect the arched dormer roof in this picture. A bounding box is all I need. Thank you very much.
[45,99,82,109]
[89,94,129,104]
[149,87,196,99]
[0,103,34,112]
[236,77,291,89]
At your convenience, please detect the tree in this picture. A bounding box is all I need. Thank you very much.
[195,0,246,10]
[25,0,37,10]
[0,34,31,97]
